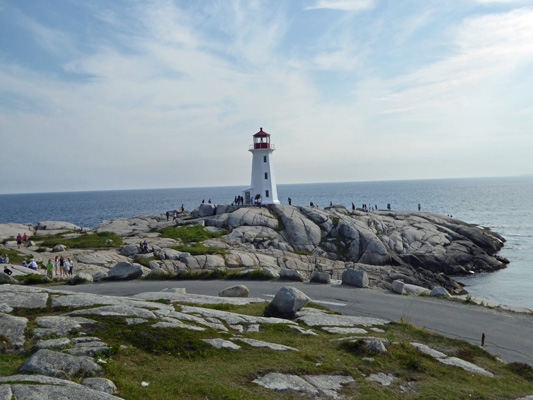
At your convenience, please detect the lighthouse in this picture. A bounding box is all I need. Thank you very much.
[243,128,280,205]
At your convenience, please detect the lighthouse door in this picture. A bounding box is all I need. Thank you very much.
[244,191,251,205]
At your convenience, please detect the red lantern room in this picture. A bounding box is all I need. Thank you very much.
[252,127,271,149]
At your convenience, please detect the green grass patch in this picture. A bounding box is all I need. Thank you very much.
[15,274,50,285]
[133,256,157,267]
[0,353,28,376]
[35,231,123,249]
[159,225,226,243]
[171,243,227,256]
[0,248,31,264]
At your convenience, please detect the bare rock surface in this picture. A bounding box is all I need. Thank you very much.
[0,375,123,400]
[19,349,102,378]
[296,312,388,328]
[202,338,241,350]
[253,372,319,396]
[33,316,97,339]
[82,377,119,395]
[0,314,28,348]
[253,372,354,398]
[365,372,397,386]
[0,290,48,309]
[234,338,298,351]
[0,223,35,242]
[439,357,494,377]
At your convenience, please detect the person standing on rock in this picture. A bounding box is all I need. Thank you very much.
[418,203,421,211]
[288,197,292,205]
[22,232,28,246]
[352,203,355,211]
[67,257,74,277]
[17,233,22,249]
[46,259,54,278]
[54,256,59,276]
[166,211,170,221]
[59,256,65,277]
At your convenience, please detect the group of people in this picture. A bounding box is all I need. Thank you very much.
[46,256,74,278]
[234,195,244,205]
[165,205,185,221]
[139,240,150,254]
[16,232,29,248]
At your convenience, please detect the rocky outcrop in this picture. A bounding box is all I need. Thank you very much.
[0,204,508,294]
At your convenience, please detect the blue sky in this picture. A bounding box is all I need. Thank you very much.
[1,0,532,194]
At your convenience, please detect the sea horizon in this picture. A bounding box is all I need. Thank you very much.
[0,173,527,196]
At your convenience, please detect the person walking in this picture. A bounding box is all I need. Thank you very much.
[17,233,22,249]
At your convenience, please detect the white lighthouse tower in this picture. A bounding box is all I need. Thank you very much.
[243,127,280,205]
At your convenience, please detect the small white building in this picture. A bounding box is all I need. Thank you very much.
[243,128,280,205]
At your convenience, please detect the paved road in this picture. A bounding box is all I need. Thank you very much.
[56,280,533,365]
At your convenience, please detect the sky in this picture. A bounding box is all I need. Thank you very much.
[1,0,532,194]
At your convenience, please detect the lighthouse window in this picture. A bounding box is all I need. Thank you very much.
[263,156,267,163]
[266,190,270,198]
[264,172,268,180]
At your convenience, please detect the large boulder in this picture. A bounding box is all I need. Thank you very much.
[107,262,143,281]
[36,221,81,234]
[199,203,216,217]
[218,285,249,298]
[120,245,139,257]
[0,223,35,242]
[264,287,311,319]
[342,269,368,288]
[310,271,330,284]
[53,244,67,252]
[70,273,94,285]
[19,349,102,378]
[280,269,305,282]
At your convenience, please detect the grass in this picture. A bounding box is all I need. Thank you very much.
[159,225,227,244]
[0,248,32,264]
[33,231,123,249]
[133,256,157,268]
[171,243,228,256]
[2,300,533,399]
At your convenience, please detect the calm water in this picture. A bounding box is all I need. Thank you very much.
[1,176,532,308]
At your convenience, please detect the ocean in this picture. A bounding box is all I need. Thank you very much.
[1,176,532,308]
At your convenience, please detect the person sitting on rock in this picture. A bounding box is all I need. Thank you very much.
[2,254,9,264]
[28,259,38,270]
[3,265,12,275]
[142,240,149,253]
[21,260,28,268]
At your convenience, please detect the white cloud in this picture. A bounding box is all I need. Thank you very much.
[306,0,375,11]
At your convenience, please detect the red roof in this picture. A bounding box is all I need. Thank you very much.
[253,127,270,137]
